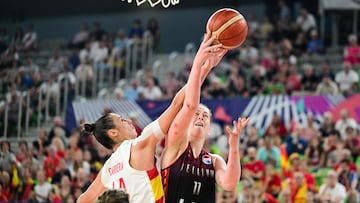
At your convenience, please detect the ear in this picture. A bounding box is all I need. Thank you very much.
[107,129,118,138]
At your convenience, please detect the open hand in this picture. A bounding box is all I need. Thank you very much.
[193,32,226,67]
[225,117,250,144]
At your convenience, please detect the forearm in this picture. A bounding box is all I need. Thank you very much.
[159,65,213,133]
[221,143,241,190]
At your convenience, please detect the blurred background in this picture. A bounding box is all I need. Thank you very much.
[1,0,360,202]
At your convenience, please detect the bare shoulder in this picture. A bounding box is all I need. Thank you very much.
[209,153,226,168]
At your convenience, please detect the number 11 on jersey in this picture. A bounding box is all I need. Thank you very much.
[193,181,201,196]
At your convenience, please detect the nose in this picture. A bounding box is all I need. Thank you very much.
[124,118,133,124]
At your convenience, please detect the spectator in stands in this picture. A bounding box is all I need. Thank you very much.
[270,113,288,139]
[300,64,318,93]
[285,64,301,94]
[91,22,106,41]
[336,159,358,192]
[243,125,260,148]
[59,175,74,202]
[278,0,291,23]
[23,56,39,73]
[264,124,282,147]
[43,145,61,179]
[279,188,292,203]
[48,185,62,203]
[335,61,359,95]
[162,71,181,99]
[243,147,265,182]
[75,167,91,192]
[249,66,266,96]
[304,137,325,171]
[239,41,259,67]
[335,109,358,140]
[147,18,160,51]
[142,77,163,100]
[316,170,347,203]
[21,148,41,176]
[324,132,342,167]
[91,40,109,66]
[319,60,335,80]
[51,158,71,186]
[114,29,129,56]
[288,172,308,203]
[333,149,357,173]
[79,42,91,61]
[247,13,259,37]
[261,163,282,198]
[18,167,36,201]
[75,58,93,97]
[142,67,160,86]
[69,23,89,49]
[296,8,317,35]
[0,141,17,172]
[209,76,227,98]
[20,24,37,51]
[257,136,281,168]
[47,50,64,72]
[343,126,360,160]
[300,115,319,142]
[128,19,144,39]
[316,73,339,95]
[34,170,53,203]
[283,153,302,178]
[319,112,336,138]
[258,16,274,41]
[124,78,140,101]
[68,49,80,69]
[15,140,28,163]
[293,32,308,56]
[307,30,324,55]
[285,126,307,155]
[69,149,90,177]
[1,170,16,200]
[344,34,360,65]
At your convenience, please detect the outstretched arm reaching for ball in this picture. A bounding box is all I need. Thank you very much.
[213,117,250,191]
[162,33,228,168]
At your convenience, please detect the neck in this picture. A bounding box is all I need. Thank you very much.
[189,139,205,158]
[112,142,123,152]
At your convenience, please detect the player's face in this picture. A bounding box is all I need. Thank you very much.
[191,105,211,136]
[111,113,137,139]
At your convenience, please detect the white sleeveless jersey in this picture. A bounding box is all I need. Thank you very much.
[101,122,164,203]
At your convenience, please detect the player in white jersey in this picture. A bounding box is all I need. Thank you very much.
[76,33,227,203]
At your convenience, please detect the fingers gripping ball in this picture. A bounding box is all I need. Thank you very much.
[206,8,248,49]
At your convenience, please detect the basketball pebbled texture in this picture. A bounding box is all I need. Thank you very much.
[206,8,248,49]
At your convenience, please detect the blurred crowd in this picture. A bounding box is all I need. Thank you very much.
[0,0,360,202]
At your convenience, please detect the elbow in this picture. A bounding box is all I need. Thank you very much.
[184,102,198,111]
[171,94,183,109]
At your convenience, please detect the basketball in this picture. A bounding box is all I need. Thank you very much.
[206,8,248,49]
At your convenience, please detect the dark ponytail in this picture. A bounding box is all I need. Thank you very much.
[82,113,117,150]
[84,123,96,133]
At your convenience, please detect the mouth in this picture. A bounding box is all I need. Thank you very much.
[194,122,204,127]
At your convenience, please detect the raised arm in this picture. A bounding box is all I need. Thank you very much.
[167,34,226,146]
[157,57,220,135]
[214,117,249,190]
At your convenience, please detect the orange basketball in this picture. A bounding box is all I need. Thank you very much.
[206,8,248,49]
